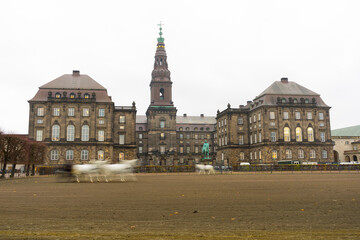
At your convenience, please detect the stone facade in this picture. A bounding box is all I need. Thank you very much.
[28,71,137,165]
[216,78,334,166]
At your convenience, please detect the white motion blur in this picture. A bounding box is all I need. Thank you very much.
[195,164,215,175]
[72,159,138,183]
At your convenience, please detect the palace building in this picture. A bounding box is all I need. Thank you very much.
[28,27,333,166]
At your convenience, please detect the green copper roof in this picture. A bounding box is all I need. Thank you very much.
[157,22,164,43]
[331,125,360,137]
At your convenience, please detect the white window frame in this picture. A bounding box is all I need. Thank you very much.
[119,134,125,145]
[66,150,74,160]
[295,111,301,120]
[98,130,105,142]
[298,149,304,159]
[50,150,59,160]
[37,107,44,116]
[36,130,43,141]
[307,112,312,120]
[319,112,324,121]
[53,108,60,116]
[52,125,60,141]
[81,125,89,141]
[322,150,328,159]
[83,108,90,117]
[81,150,89,160]
[67,125,75,141]
[270,132,276,142]
[99,108,105,117]
[310,149,316,159]
[269,111,275,120]
[68,108,75,117]
[119,115,126,123]
[320,132,326,142]
[283,111,289,120]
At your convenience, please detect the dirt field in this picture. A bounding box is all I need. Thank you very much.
[0,172,360,239]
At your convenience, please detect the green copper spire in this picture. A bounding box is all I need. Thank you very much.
[157,21,164,43]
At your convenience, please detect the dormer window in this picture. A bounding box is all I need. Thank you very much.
[84,93,90,99]
[293,98,298,103]
[70,93,75,99]
[55,93,61,98]
[305,98,309,103]
[281,98,286,103]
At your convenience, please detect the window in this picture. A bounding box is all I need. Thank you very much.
[138,133,143,139]
[283,112,289,120]
[307,127,314,142]
[160,120,165,128]
[55,93,61,98]
[160,146,166,154]
[295,111,301,120]
[239,135,244,145]
[70,93,76,99]
[194,134,198,140]
[50,150,59,160]
[119,116,125,123]
[254,134,257,143]
[238,117,243,125]
[320,132,326,142]
[160,88,164,100]
[250,152,252,160]
[139,146,143,153]
[98,130,105,141]
[259,132,262,142]
[53,108,60,116]
[36,130,43,141]
[179,127,183,131]
[284,127,291,142]
[225,136,227,145]
[270,132,276,142]
[269,111,275,120]
[254,152,257,160]
[81,125,89,141]
[207,134,210,139]
[83,108,90,117]
[270,122,276,127]
[249,117,252,124]
[99,120,104,125]
[68,108,75,117]
[119,125,125,130]
[320,123,325,127]
[67,125,75,141]
[186,146,190,154]
[272,150,277,160]
[259,151,262,160]
[286,149,292,159]
[99,109,105,117]
[81,150,88,160]
[119,152,125,161]
[179,133,183,139]
[119,134,125,144]
[250,135,252,144]
[37,108,44,116]
[52,125,60,141]
[253,115,256,122]
[293,98,298,103]
[139,127,143,131]
[309,149,316,159]
[195,146,199,153]
[180,146,184,153]
[201,134,205,140]
[160,133,165,140]
[37,119,43,124]
[322,150,328,159]
[186,127,190,131]
[319,112,324,121]
[194,127,198,131]
[240,152,245,160]
[298,149,304,158]
[66,150,74,160]
[186,134,190,139]
[224,119,227,125]
[307,112,312,120]
[296,127,302,142]
[84,93,90,99]
[98,150,104,160]
[258,113,261,121]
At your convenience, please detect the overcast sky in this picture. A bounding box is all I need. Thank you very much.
[1,0,359,134]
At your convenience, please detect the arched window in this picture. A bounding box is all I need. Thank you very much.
[206,127,210,131]
[81,150,88,160]
[310,149,316,159]
[50,149,59,160]
[160,88,164,100]
[272,150,277,160]
[67,125,75,141]
[179,127,183,131]
[98,150,104,160]
[66,150,74,160]
[307,127,314,142]
[296,127,302,142]
[52,125,60,141]
[281,98,286,103]
[84,93,90,99]
[293,98,298,103]
[70,93,76,99]
[194,127,198,131]
[139,127,143,131]
[81,125,89,141]
[186,127,190,131]
[200,127,204,131]
[284,127,291,142]
[55,92,61,98]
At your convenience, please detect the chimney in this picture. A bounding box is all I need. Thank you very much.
[73,70,80,76]
[183,113,187,117]
[281,77,288,83]
[200,114,204,117]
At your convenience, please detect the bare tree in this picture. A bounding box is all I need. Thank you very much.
[0,134,29,178]
[26,141,46,176]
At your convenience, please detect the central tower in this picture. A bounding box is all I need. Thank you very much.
[149,24,173,106]
[146,24,177,166]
